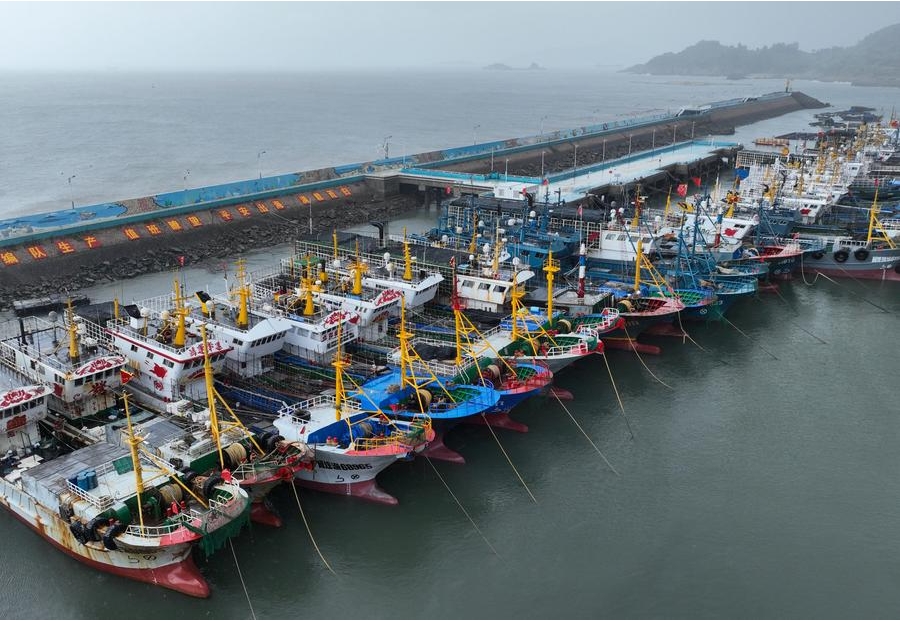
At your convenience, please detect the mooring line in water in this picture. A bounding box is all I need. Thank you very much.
[424,456,501,557]
[621,323,674,390]
[229,539,257,620]
[719,314,780,361]
[479,413,537,503]
[822,268,891,314]
[600,353,635,441]
[552,390,620,476]
[290,483,336,575]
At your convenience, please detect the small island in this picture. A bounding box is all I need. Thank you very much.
[484,62,546,71]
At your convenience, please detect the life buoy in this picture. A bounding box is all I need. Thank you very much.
[853,248,870,261]
[833,249,850,263]
[811,251,824,260]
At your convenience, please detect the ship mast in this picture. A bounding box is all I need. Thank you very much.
[200,323,226,469]
[332,319,347,422]
[122,391,145,529]
[543,249,558,327]
[403,227,413,282]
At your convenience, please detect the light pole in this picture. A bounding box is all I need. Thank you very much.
[308,200,313,234]
[602,139,606,162]
[691,122,695,140]
[473,124,480,145]
[573,144,578,178]
[257,150,266,179]
[67,174,76,209]
[673,123,677,144]
[382,135,392,159]
[652,128,656,150]
[183,169,191,190]
[628,134,633,156]
[505,159,509,182]
[540,115,548,138]
[541,150,545,179]
[490,146,495,172]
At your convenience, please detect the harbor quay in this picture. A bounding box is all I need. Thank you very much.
[0,91,824,310]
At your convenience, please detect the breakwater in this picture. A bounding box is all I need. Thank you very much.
[0,90,824,310]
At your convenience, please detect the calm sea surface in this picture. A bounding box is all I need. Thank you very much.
[1,70,899,619]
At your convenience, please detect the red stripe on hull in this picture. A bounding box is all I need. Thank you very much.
[463,412,529,433]
[421,430,465,464]
[250,500,283,527]
[802,266,900,281]
[549,386,574,401]
[292,479,398,505]
[602,338,662,355]
[4,508,209,598]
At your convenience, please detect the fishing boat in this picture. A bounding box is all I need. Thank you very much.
[351,302,502,463]
[572,232,685,354]
[273,321,434,504]
[0,303,128,422]
[252,248,402,342]
[0,388,250,598]
[797,188,900,280]
[76,293,232,413]
[309,230,445,310]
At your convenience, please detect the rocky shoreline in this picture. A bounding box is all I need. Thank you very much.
[0,194,418,312]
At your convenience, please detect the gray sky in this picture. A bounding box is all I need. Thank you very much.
[2,1,899,71]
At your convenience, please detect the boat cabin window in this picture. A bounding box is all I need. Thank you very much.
[130,344,138,352]
[233,338,244,346]
[163,359,175,368]
[478,283,491,291]
[617,235,627,241]
[493,285,508,293]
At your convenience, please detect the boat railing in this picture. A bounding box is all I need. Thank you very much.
[277,393,363,418]
[541,340,591,358]
[352,418,432,451]
[104,317,225,359]
[65,479,116,511]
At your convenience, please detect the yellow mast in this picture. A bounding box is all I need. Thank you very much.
[633,235,643,293]
[303,253,315,316]
[200,324,226,469]
[509,277,523,341]
[332,319,347,421]
[492,221,501,274]
[352,240,363,295]
[235,259,249,330]
[66,300,80,364]
[122,391,145,529]
[403,227,413,282]
[172,278,187,348]
[543,249,559,326]
[397,300,413,389]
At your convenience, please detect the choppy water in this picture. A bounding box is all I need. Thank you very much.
[1,70,899,619]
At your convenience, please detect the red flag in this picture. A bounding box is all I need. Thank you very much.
[676,184,688,197]
[691,176,702,187]
[577,205,583,217]
[178,256,185,266]
[120,369,134,385]
[542,178,549,186]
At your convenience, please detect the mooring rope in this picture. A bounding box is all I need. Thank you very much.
[621,322,674,390]
[600,353,636,440]
[424,456,501,557]
[477,413,538,503]
[290,482,336,575]
[551,389,620,476]
[719,314,780,360]
[229,539,257,620]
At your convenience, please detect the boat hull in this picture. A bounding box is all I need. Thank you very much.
[294,449,406,505]
[0,481,209,598]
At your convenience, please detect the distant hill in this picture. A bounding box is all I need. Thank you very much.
[625,23,900,87]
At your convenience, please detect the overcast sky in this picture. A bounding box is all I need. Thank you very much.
[2,1,899,71]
